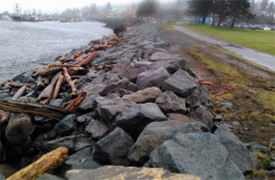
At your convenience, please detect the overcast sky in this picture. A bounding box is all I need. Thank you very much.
[1,0,274,13]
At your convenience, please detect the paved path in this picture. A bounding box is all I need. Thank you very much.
[173,25,275,71]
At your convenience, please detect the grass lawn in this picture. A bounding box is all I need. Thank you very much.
[183,24,275,55]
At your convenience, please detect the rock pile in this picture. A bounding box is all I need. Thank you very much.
[0,22,274,180]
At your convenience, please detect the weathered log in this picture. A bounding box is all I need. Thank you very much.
[38,72,60,102]
[63,68,77,96]
[65,92,87,111]
[11,85,27,101]
[92,45,112,51]
[8,83,35,88]
[52,74,64,99]
[33,67,62,77]
[77,51,99,66]
[6,147,68,180]
[49,64,81,68]
[0,100,72,120]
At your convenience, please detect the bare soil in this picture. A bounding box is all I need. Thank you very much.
[161,29,275,145]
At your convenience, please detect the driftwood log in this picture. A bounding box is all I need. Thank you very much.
[63,68,77,96]
[65,92,87,111]
[33,67,63,77]
[6,147,68,180]
[0,100,72,120]
[11,85,27,101]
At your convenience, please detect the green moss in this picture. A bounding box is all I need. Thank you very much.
[252,169,269,178]
[162,24,175,30]
[256,152,271,166]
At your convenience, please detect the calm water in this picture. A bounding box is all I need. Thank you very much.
[0,21,113,83]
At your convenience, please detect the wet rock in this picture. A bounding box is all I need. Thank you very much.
[186,85,210,107]
[85,120,109,140]
[37,173,65,180]
[136,68,170,90]
[66,166,200,180]
[245,142,268,153]
[150,52,180,62]
[57,114,77,137]
[168,114,195,123]
[122,87,162,103]
[162,69,198,97]
[134,61,152,69]
[148,133,244,180]
[190,105,213,128]
[5,113,33,145]
[214,125,256,173]
[99,77,129,96]
[156,91,186,113]
[93,127,134,165]
[96,94,135,124]
[79,94,104,112]
[0,164,16,178]
[114,103,167,139]
[214,114,223,122]
[49,99,64,107]
[39,134,94,154]
[77,113,93,123]
[127,67,147,82]
[65,147,101,170]
[148,60,181,74]
[128,121,203,166]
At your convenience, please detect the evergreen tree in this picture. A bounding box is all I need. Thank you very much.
[187,0,213,24]
[136,0,158,20]
[228,0,251,28]
[268,2,274,16]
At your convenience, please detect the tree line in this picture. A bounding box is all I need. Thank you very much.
[188,0,254,28]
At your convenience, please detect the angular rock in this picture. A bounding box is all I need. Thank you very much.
[93,127,134,165]
[127,67,147,82]
[136,68,170,90]
[148,60,181,74]
[77,113,93,123]
[66,166,200,180]
[134,61,152,69]
[49,99,64,107]
[156,91,186,113]
[190,105,213,128]
[85,120,109,140]
[186,85,210,107]
[99,77,129,96]
[114,103,167,139]
[245,142,268,154]
[148,133,245,180]
[5,113,33,145]
[122,87,162,103]
[0,164,16,178]
[96,94,135,124]
[37,173,65,180]
[214,125,256,173]
[153,41,170,49]
[168,114,195,123]
[150,52,180,62]
[162,69,198,97]
[57,114,77,137]
[128,121,204,166]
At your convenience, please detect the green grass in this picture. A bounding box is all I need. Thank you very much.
[183,24,275,55]
[162,23,175,30]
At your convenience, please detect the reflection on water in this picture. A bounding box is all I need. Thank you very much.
[0,21,113,82]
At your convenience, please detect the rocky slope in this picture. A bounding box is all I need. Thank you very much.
[0,22,274,180]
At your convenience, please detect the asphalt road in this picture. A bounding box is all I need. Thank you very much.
[173,25,275,71]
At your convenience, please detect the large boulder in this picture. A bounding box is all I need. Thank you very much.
[57,114,77,137]
[96,94,135,124]
[150,52,180,62]
[156,91,186,113]
[122,87,162,103]
[162,69,198,97]
[66,166,200,180]
[136,68,170,90]
[85,120,110,140]
[5,113,33,145]
[148,133,244,180]
[93,127,134,166]
[190,105,213,128]
[113,103,167,139]
[128,121,204,166]
[148,60,182,74]
[214,125,256,173]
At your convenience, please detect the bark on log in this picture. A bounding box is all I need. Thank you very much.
[65,92,87,111]
[33,67,62,77]
[49,64,81,68]
[38,72,60,102]
[52,74,64,99]
[6,147,68,180]
[63,68,77,96]
[11,85,27,101]
[77,51,98,66]
[0,100,71,120]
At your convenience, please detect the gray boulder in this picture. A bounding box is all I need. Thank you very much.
[148,60,182,74]
[57,114,77,137]
[93,127,134,165]
[113,103,167,139]
[85,119,110,140]
[150,52,180,62]
[214,125,256,173]
[66,166,200,180]
[156,91,186,113]
[168,113,196,123]
[136,68,170,90]
[128,121,204,166]
[148,133,244,180]
[122,87,162,103]
[190,105,213,128]
[162,69,198,97]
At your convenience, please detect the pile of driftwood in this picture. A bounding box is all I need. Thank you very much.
[0,33,124,116]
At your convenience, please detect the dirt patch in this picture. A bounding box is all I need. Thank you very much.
[161,29,275,145]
